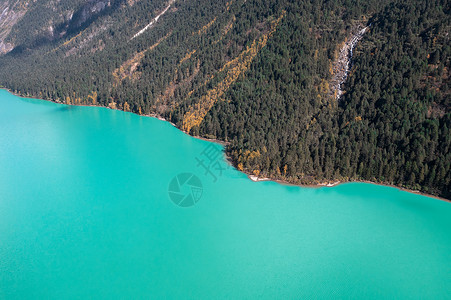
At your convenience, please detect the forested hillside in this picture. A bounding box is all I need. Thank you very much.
[0,0,449,198]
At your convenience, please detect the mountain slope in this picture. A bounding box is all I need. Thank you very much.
[0,0,449,198]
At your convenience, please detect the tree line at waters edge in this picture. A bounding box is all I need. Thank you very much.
[0,0,449,198]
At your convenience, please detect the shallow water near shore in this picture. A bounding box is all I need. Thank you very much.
[1,89,450,299]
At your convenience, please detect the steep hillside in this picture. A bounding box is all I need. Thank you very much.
[0,0,29,53]
[0,0,449,198]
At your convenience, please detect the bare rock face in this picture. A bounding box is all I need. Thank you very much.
[329,25,369,100]
[68,0,111,30]
[0,0,30,54]
[0,40,13,53]
[0,0,116,54]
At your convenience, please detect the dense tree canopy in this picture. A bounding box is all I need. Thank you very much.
[0,0,449,198]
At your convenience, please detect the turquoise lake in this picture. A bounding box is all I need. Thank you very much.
[1,89,450,299]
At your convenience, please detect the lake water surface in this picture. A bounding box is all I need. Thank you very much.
[1,89,450,299]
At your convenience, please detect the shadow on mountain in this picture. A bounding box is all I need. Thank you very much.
[8,0,125,57]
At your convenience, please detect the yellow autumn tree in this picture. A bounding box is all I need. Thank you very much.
[87,91,97,105]
[123,101,130,112]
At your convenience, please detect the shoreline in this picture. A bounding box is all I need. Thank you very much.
[2,88,449,203]
[1,88,221,144]
[246,174,450,203]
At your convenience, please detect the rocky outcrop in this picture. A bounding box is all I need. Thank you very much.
[329,25,369,100]
[67,0,111,31]
[0,1,30,54]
